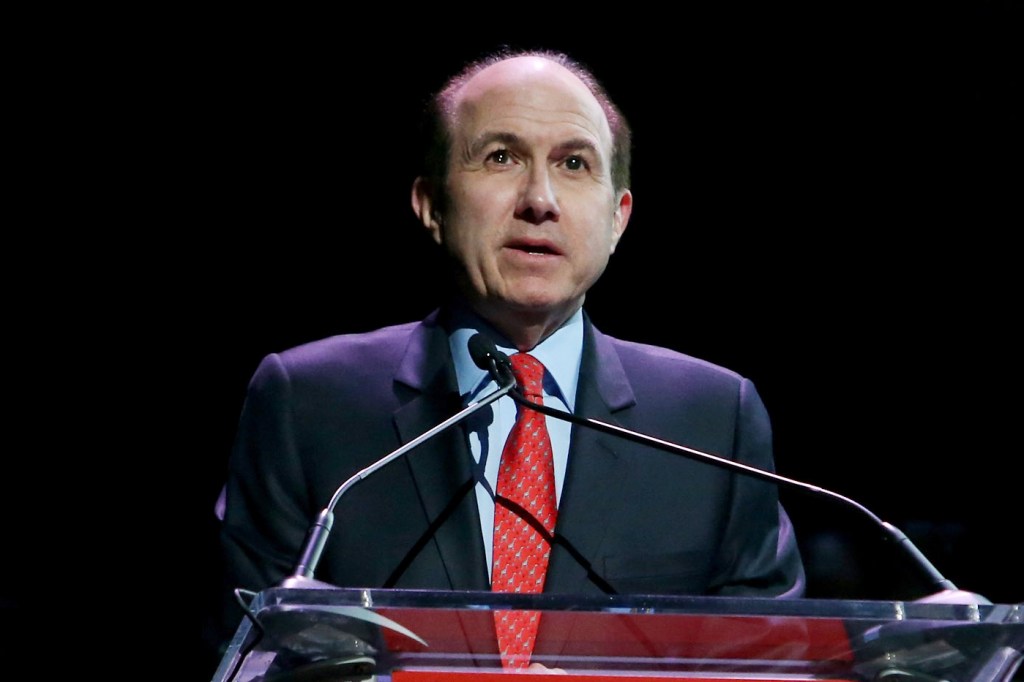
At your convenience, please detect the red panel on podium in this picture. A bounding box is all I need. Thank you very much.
[378,604,854,679]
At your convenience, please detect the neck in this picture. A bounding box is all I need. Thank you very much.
[449,296,582,352]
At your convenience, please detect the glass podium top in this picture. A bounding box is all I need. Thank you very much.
[213,586,1023,682]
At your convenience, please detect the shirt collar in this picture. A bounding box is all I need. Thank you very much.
[449,307,583,412]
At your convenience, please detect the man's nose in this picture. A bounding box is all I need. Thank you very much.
[514,166,561,224]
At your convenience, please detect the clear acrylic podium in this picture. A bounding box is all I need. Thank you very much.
[212,586,1023,681]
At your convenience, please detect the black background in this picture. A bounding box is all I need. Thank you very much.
[7,3,1019,678]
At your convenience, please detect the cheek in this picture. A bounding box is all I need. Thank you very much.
[448,185,509,239]
[579,237,617,281]
[442,208,494,268]
[446,197,497,244]
[575,205,620,255]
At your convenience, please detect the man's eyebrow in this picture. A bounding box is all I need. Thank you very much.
[469,131,522,156]
[554,138,601,157]
[468,133,601,159]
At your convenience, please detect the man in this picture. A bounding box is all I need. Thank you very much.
[216,48,804,671]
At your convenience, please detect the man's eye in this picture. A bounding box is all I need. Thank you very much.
[564,156,587,171]
[487,149,511,164]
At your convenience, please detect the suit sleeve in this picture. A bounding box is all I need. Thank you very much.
[709,377,806,598]
[216,353,313,640]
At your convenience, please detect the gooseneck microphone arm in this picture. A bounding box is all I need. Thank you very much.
[288,355,517,582]
[467,333,959,595]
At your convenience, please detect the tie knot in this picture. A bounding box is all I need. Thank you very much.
[510,353,545,401]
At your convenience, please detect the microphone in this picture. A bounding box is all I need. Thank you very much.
[284,344,517,586]
[468,333,985,603]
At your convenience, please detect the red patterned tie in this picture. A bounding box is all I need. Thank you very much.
[491,353,557,669]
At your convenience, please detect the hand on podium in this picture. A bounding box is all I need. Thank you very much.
[525,662,567,674]
[915,589,993,606]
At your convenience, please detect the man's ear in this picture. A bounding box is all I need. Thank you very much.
[412,177,443,245]
[609,188,633,254]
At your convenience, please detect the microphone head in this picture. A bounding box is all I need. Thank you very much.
[468,333,497,371]
[467,333,513,383]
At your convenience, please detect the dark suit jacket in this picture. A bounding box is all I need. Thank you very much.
[218,308,805,642]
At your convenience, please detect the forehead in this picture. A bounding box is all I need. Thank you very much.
[451,57,612,151]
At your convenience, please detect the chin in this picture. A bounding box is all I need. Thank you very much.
[506,296,577,321]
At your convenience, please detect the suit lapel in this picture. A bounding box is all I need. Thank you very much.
[393,314,490,591]
[545,319,637,594]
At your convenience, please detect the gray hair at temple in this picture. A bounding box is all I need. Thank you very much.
[418,48,633,214]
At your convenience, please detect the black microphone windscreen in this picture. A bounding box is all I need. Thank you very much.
[468,333,497,371]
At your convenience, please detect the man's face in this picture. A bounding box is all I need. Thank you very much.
[416,56,632,341]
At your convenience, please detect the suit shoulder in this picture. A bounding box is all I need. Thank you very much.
[269,320,421,375]
[605,335,745,386]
